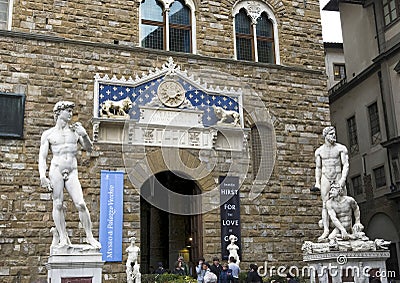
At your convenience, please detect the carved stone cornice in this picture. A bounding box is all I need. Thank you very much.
[303,251,391,262]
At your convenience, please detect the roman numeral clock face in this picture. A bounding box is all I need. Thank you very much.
[157,80,186,107]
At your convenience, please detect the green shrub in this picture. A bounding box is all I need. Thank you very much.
[142,274,158,283]
[141,273,197,283]
[264,274,287,283]
[239,271,248,283]
[263,274,306,283]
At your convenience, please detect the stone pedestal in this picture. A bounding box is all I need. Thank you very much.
[46,245,104,283]
[303,250,390,283]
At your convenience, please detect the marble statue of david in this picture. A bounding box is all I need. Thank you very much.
[39,101,101,249]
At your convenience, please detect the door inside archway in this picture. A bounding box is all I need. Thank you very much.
[140,171,203,275]
[367,213,400,280]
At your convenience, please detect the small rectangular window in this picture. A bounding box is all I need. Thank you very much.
[351,175,363,195]
[0,93,25,138]
[373,165,386,188]
[383,0,399,26]
[333,64,346,80]
[368,102,381,145]
[0,0,10,30]
[392,157,400,183]
[347,116,359,155]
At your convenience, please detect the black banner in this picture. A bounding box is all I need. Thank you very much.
[220,176,241,261]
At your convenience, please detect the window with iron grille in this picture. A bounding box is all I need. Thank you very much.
[234,7,276,63]
[347,116,359,155]
[333,63,346,80]
[235,9,253,62]
[169,0,191,53]
[256,13,274,63]
[0,93,25,138]
[368,102,381,145]
[251,123,275,181]
[351,175,363,195]
[140,0,192,53]
[383,0,399,26]
[373,165,386,188]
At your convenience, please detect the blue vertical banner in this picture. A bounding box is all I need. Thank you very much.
[99,170,124,262]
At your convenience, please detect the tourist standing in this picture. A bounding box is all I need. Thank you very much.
[172,261,185,276]
[219,262,233,283]
[210,257,223,281]
[178,255,190,276]
[246,264,262,283]
[196,258,206,283]
[228,256,240,283]
[153,262,167,275]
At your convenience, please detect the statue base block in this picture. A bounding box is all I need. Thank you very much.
[303,250,390,283]
[46,244,104,283]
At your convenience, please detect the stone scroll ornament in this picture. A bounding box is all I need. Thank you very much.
[39,101,101,249]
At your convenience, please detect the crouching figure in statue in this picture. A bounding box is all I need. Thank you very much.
[326,183,366,244]
[39,101,101,249]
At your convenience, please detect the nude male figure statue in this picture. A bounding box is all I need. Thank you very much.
[314,126,349,241]
[126,236,140,268]
[326,183,363,243]
[38,101,101,248]
[126,236,140,283]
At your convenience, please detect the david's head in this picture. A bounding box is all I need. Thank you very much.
[53,101,75,122]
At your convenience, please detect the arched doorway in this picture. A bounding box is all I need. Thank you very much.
[140,171,203,274]
[367,213,400,280]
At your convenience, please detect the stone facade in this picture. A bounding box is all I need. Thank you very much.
[0,0,329,282]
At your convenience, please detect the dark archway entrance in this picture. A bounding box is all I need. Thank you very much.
[140,171,203,274]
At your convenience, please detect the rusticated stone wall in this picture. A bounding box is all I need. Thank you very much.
[10,0,324,69]
[0,0,329,282]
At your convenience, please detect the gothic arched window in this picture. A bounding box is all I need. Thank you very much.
[140,0,195,53]
[169,0,191,53]
[235,9,253,61]
[233,1,280,64]
[256,12,274,63]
